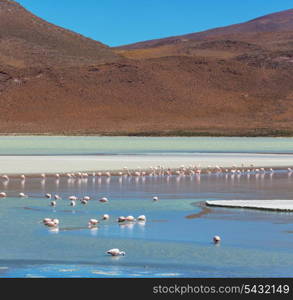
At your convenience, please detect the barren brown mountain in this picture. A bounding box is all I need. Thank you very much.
[0,0,293,135]
[117,9,293,50]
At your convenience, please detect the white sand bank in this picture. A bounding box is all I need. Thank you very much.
[206,200,293,212]
[0,153,292,174]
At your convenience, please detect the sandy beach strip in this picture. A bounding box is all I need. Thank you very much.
[0,152,292,175]
[206,200,293,212]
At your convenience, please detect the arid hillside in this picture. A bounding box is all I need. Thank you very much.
[0,1,293,135]
[117,9,293,50]
[0,0,120,67]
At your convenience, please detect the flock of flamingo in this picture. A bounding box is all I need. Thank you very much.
[0,164,292,182]
[42,194,221,256]
[1,164,291,256]
[44,194,150,258]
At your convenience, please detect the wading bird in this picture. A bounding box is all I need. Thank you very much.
[118,216,126,223]
[99,197,109,203]
[88,219,99,227]
[81,199,88,205]
[106,248,125,256]
[102,214,110,220]
[2,175,9,181]
[137,215,146,222]
[126,215,136,222]
[19,192,28,198]
[213,235,221,244]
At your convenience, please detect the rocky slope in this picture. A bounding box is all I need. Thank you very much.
[0,1,292,135]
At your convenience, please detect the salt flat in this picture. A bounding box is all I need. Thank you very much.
[0,153,293,174]
[206,200,293,212]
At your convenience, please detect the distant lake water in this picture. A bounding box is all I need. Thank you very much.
[0,136,293,174]
[0,136,293,155]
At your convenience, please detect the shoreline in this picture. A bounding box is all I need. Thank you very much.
[0,151,292,175]
[205,200,293,212]
[0,165,291,178]
[1,131,293,137]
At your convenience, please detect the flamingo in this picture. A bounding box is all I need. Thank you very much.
[102,214,110,220]
[126,215,136,222]
[45,193,52,199]
[20,175,26,180]
[45,221,57,228]
[43,218,59,227]
[69,195,78,201]
[81,199,88,205]
[54,194,61,200]
[41,173,46,179]
[99,197,109,203]
[153,196,159,202]
[118,216,126,223]
[55,173,60,179]
[52,219,59,226]
[19,192,28,198]
[2,175,9,181]
[70,200,76,207]
[43,218,52,225]
[137,215,146,222]
[88,219,99,227]
[50,201,57,207]
[106,249,125,256]
[83,196,91,201]
[213,235,221,244]
[0,192,7,198]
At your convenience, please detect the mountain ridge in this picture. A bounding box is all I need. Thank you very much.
[0,0,120,67]
[0,2,293,136]
[117,9,293,50]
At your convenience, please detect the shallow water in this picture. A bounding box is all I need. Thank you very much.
[1,136,293,278]
[1,172,293,278]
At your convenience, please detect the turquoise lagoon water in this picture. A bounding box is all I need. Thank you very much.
[1,173,293,278]
[1,136,293,278]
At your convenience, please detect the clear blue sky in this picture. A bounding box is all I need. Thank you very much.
[17,0,292,46]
